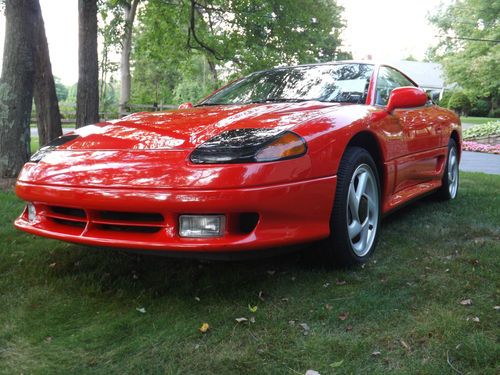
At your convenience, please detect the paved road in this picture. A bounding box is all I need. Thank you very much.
[460,151,500,175]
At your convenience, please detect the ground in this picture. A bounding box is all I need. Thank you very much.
[0,172,498,374]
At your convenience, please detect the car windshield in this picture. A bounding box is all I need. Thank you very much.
[200,63,374,106]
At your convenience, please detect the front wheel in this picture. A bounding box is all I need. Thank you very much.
[437,138,459,200]
[319,147,381,266]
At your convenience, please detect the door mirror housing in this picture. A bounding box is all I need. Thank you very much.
[386,87,427,113]
[178,102,194,109]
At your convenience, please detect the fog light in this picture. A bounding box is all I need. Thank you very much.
[27,203,36,222]
[179,215,225,238]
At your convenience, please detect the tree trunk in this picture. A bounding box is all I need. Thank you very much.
[76,0,99,128]
[0,0,37,178]
[119,0,140,117]
[33,1,62,146]
[207,58,218,84]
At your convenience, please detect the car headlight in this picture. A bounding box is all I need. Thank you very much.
[30,134,79,163]
[190,129,307,164]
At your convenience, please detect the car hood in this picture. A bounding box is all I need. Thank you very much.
[65,101,343,151]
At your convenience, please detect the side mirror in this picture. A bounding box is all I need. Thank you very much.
[386,87,427,113]
[178,102,193,109]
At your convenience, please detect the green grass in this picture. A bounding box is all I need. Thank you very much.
[461,116,499,125]
[0,173,499,374]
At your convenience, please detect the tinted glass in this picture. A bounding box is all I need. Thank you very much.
[375,66,416,106]
[201,64,374,105]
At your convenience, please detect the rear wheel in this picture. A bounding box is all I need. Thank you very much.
[437,138,459,200]
[320,147,381,266]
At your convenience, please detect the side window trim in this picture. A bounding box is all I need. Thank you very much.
[373,65,418,107]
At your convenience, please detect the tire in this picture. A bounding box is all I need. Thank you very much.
[319,147,381,267]
[437,138,459,200]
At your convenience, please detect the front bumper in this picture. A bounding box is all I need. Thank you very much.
[15,176,336,253]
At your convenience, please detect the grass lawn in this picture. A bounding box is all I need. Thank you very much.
[0,173,498,374]
[461,116,499,125]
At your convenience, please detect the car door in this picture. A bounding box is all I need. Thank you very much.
[375,66,443,192]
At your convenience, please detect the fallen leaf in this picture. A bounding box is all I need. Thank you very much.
[299,323,310,335]
[466,316,480,323]
[194,296,200,302]
[335,279,347,286]
[44,336,53,343]
[460,299,472,306]
[346,324,353,332]
[267,270,276,275]
[372,350,381,356]
[49,262,56,268]
[235,317,248,323]
[291,276,296,281]
[323,282,330,288]
[305,370,321,375]
[258,291,265,301]
[400,339,411,351]
[199,322,210,333]
[469,259,479,265]
[288,320,296,326]
[248,304,258,313]
[494,306,500,311]
[325,304,333,310]
[250,316,256,324]
[136,307,146,314]
[330,360,344,368]
[445,268,450,272]
[281,297,289,302]
[338,311,349,321]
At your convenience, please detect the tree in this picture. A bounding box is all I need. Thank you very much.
[0,0,37,178]
[131,0,349,105]
[448,91,471,116]
[119,0,141,117]
[429,0,500,116]
[33,0,63,146]
[55,78,69,101]
[76,0,99,128]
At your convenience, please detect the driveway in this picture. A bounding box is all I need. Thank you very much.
[460,151,500,175]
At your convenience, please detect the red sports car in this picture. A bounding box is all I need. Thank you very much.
[15,61,461,265]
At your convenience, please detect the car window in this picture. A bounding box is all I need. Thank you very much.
[201,64,374,105]
[375,66,416,106]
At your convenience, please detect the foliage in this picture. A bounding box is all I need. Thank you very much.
[131,0,350,105]
[469,98,491,117]
[0,173,499,373]
[54,77,68,102]
[437,90,453,108]
[429,0,500,116]
[462,121,500,139]
[448,91,471,115]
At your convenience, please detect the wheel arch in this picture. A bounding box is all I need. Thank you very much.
[450,130,461,160]
[344,130,385,194]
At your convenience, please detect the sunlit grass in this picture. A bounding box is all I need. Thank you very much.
[461,116,499,125]
[0,173,499,374]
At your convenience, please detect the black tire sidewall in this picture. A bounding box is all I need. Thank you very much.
[328,147,382,265]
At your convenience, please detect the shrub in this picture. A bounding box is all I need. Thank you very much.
[469,99,490,117]
[448,92,471,116]
[438,91,453,108]
[462,121,500,139]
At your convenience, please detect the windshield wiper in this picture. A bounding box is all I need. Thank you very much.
[247,98,311,104]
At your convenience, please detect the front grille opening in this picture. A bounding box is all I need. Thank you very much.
[97,224,161,233]
[51,218,86,228]
[238,213,259,234]
[50,206,86,218]
[99,211,164,223]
